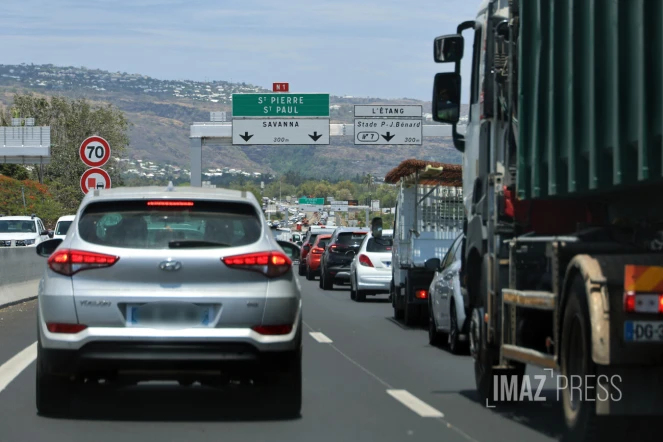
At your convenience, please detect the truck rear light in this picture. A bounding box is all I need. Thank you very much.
[251,324,293,335]
[222,251,291,278]
[46,323,87,334]
[415,290,428,299]
[358,254,373,267]
[623,291,663,314]
[48,249,119,276]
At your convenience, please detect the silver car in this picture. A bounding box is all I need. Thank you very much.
[35,184,302,417]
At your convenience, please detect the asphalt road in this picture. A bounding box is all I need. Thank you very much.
[0,275,570,442]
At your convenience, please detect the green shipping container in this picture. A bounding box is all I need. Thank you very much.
[517,0,663,200]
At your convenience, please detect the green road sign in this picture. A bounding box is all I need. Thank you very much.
[233,94,329,117]
[299,197,325,205]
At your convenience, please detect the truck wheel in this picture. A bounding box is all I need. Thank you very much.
[404,301,419,326]
[560,276,606,442]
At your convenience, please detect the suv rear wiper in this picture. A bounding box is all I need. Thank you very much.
[168,240,231,248]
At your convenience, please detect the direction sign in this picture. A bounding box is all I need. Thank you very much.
[232,119,330,145]
[299,197,325,205]
[80,168,111,194]
[330,204,349,212]
[79,136,111,168]
[298,205,324,212]
[354,119,423,145]
[354,105,422,118]
[232,93,329,117]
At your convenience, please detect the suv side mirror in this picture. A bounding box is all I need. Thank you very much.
[432,72,461,124]
[36,238,63,257]
[425,257,442,271]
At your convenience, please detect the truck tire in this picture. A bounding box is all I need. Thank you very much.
[560,275,612,442]
[403,279,419,326]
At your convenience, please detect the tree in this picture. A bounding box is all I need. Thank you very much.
[0,164,30,180]
[1,93,131,211]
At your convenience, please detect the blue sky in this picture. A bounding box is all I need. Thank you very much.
[4,0,480,101]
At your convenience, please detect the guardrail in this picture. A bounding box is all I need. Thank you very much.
[0,247,45,286]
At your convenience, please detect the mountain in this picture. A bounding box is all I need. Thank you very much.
[0,64,463,179]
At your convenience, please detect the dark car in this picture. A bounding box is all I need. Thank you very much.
[297,227,336,275]
[319,227,370,290]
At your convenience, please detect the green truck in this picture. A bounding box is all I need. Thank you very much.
[432,0,662,440]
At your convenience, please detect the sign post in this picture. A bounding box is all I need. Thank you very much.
[79,136,112,194]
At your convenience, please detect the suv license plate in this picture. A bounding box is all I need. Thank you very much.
[624,321,663,342]
[126,303,213,328]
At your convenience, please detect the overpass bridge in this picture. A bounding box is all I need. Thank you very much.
[188,122,466,187]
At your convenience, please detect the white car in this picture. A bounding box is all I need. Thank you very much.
[427,233,468,353]
[349,229,394,302]
[53,215,76,241]
[0,215,51,247]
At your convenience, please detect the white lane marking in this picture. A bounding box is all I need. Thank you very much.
[387,389,445,418]
[302,321,478,441]
[0,342,37,394]
[309,332,333,343]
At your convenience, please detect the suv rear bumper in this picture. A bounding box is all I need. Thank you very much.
[39,341,300,378]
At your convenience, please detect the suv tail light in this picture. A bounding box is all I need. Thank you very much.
[416,289,428,299]
[47,323,88,334]
[222,251,291,278]
[358,254,373,267]
[48,249,119,276]
[311,247,325,254]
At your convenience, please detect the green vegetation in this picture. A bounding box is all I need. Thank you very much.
[0,93,130,225]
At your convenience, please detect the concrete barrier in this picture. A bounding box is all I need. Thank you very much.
[0,247,45,308]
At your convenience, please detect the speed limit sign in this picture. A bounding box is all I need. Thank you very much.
[79,136,111,168]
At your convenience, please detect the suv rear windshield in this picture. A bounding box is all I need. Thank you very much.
[336,231,367,246]
[78,200,261,249]
[366,237,393,253]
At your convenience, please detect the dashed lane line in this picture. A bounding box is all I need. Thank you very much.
[386,389,444,418]
[309,332,333,343]
[0,342,37,394]
[302,321,479,442]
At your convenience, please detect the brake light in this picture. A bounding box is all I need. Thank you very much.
[222,251,291,278]
[416,290,428,299]
[251,324,293,335]
[48,249,119,276]
[358,254,373,267]
[623,291,663,314]
[46,323,87,334]
[312,247,324,254]
[624,291,636,312]
[330,245,338,252]
[147,201,194,207]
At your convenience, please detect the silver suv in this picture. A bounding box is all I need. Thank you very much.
[35,184,302,417]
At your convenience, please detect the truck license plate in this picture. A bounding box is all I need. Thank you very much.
[624,321,663,342]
